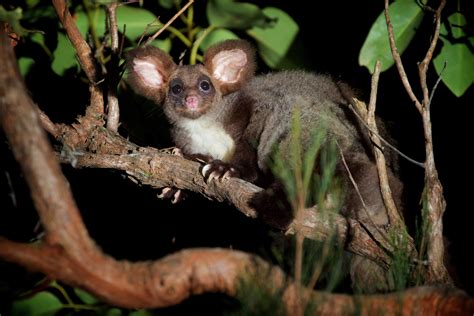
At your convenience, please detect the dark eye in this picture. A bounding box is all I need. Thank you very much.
[171,83,183,95]
[199,79,211,92]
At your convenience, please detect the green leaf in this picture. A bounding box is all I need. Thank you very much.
[11,292,63,316]
[433,13,474,97]
[52,33,79,75]
[18,57,35,77]
[104,308,122,316]
[206,0,271,29]
[0,6,29,36]
[247,7,299,68]
[359,0,424,72]
[76,6,158,41]
[26,0,40,7]
[74,288,99,305]
[199,28,239,52]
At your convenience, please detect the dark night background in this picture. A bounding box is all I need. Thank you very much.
[0,0,472,311]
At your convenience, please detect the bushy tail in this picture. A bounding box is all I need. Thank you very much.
[248,181,294,230]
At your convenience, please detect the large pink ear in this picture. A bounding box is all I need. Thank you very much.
[203,40,256,95]
[126,46,177,104]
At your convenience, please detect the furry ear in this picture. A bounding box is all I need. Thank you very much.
[203,40,256,95]
[126,46,177,104]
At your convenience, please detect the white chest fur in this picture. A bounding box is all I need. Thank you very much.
[177,118,235,161]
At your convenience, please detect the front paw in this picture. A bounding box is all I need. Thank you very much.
[201,160,240,183]
[157,187,186,204]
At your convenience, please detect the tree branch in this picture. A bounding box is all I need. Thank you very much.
[52,0,99,85]
[418,0,450,285]
[145,0,194,46]
[383,0,451,285]
[105,1,120,132]
[367,61,399,226]
[62,142,391,267]
[384,0,422,113]
[0,238,472,314]
[52,0,104,123]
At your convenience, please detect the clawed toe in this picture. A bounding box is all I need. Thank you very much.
[201,160,239,183]
[157,187,186,203]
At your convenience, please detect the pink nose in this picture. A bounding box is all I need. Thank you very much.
[185,96,199,109]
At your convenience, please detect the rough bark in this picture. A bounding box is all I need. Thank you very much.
[0,239,472,315]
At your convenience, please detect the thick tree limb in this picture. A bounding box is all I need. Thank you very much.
[0,238,472,315]
[60,134,391,267]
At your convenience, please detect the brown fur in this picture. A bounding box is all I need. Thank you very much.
[126,46,177,104]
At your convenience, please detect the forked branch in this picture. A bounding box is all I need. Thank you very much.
[383,0,451,284]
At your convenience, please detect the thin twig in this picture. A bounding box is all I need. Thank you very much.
[52,0,99,84]
[107,2,119,51]
[429,61,445,105]
[145,0,194,46]
[384,0,422,114]
[52,0,104,119]
[336,141,390,247]
[349,100,425,168]
[418,0,446,112]
[37,108,60,137]
[106,2,120,132]
[367,60,404,230]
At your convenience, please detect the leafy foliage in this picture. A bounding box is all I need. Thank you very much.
[359,0,424,72]
[359,0,474,97]
[0,5,30,36]
[12,291,63,316]
[9,280,153,315]
[433,12,474,97]
[247,7,299,69]
[3,0,300,82]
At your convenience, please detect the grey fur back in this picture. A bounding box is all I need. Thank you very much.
[241,71,364,172]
